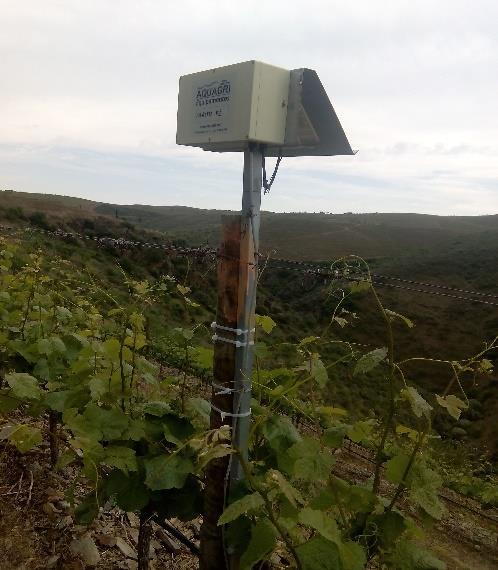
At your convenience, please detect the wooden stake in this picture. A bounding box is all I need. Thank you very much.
[200,215,242,570]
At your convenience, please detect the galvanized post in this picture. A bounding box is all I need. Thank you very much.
[230,145,263,484]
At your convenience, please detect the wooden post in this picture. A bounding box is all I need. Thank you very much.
[200,215,242,570]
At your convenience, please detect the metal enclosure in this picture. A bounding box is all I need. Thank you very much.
[176,60,290,150]
[265,68,354,157]
[176,61,354,157]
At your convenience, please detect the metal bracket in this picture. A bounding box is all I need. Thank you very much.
[211,321,255,336]
[212,334,254,348]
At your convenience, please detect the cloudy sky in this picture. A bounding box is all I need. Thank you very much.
[1,0,497,214]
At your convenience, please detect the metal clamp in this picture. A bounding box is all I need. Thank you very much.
[210,403,252,422]
[212,383,251,396]
[211,322,255,336]
[212,334,254,348]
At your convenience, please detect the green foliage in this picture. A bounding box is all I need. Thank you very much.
[218,493,265,525]
[436,394,468,420]
[0,241,495,570]
[354,347,387,375]
[240,519,277,570]
[401,387,433,419]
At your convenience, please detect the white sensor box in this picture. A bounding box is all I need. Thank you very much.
[176,60,290,151]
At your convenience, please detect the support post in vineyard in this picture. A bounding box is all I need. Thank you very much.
[200,215,242,570]
[230,146,263,484]
[178,61,353,570]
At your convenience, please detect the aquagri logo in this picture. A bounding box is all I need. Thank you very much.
[195,79,231,107]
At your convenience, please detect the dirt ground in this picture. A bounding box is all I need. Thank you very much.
[334,443,498,570]
[0,439,199,570]
[0,425,497,569]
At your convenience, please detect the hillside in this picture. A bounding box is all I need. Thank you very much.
[2,190,498,260]
[1,189,498,455]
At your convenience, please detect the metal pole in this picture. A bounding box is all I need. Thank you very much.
[230,145,262,484]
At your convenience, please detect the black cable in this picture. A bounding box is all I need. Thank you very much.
[152,516,200,555]
[262,154,282,194]
[371,280,498,308]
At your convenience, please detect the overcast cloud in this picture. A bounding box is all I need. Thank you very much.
[0,0,497,214]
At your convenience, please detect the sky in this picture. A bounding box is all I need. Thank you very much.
[0,0,497,215]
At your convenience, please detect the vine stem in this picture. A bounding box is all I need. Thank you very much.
[237,453,303,570]
[371,283,396,495]
[388,359,469,512]
[138,506,153,570]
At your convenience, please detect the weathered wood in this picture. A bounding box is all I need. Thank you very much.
[200,215,242,570]
[138,508,153,570]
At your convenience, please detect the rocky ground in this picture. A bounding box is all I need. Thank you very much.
[0,405,497,569]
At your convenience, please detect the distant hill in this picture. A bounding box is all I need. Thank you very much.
[2,190,498,261]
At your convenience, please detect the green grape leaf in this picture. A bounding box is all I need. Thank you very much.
[123,419,147,441]
[267,469,304,507]
[298,336,320,347]
[332,316,348,328]
[327,477,376,514]
[102,338,121,360]
[253,341,269,360]
[339,540,367,570]
[144,401,172,417]
[152,476,203,522]
[298,508,340,543]
[396,424,419,442]
[144,454,194,491]
[88,377,108,400]
[239,518,277,570]
[479,359,493,373]
[218,492,265,526]
[349,280,371,294]
[0,393,21,412]
[389,539,446,569]
[385,309,414,328]
[409,463,445,520]
[104,470,150,512]
[192,347,213,370]
[401,387,432,419]
[311,354,328,387]
[176,284,191,296]
[6,373,42,400]
[84,404,129,441]
[102,446,138,474]
[185,397,211,429]
[368,511,407,550]
[296,537,341,570]
[323,425,347,448]
[262,414,300,453]
[255,314,277,334]
[317,406,348,418]
[162,414,194,447]
[282,438,334,481]
[354,347,387,376]
[44,390,72,412]
[8,424,42,452]
[347,419,376,444]
[385,453,411,485]
[55,448,77,471]
[435,394,468,420]
[196,444,233,471]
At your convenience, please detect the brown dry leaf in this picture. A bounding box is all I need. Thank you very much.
[128,528,139,544]
[126,512,140,528]
[70,535,101,567]
[43,501,61,520]
[95,533,117,547]
[115,537,137,560]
